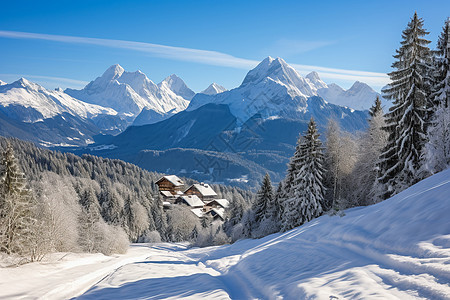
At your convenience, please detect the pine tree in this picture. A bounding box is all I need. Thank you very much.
[253,173,274,224]
[0,143,35,255]
[369,96,383,117]
[282,118,325,231]
[423,18,450,173]
[378,12,432,199]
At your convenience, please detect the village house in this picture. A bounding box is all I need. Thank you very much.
[155,175,229,221]
[155,175,185,201]
[184,183,217,201]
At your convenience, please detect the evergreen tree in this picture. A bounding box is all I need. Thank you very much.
[282,118,325,231]
[378,12,432,199]
[253,173,274,224]
[430,18,450,109]
[423,18,450,173]
[0,143,35,255]
[369,96,383,117]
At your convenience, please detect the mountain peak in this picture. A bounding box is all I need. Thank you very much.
[11,77,40,90]
[0,80,6,86]
[241,56,292,86]
[306,71,320,81]
[306,71,327,89]
[159,74,195,100]
[102,64,125,80]
[201,83,227,95]
[349,81,373,92]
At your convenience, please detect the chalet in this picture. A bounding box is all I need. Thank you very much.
[175,195,205,208]
[204,199,230,212]
[155,175,185,201]
[184,183,217,201]
[157,175,229,220]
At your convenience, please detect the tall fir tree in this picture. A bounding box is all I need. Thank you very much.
[423,18,450,173]
[280,133,306,231]
[253,173,274,224]
[378,12,432,199]
[0,143,35,255]
[369,96,383,117]
[282,118,325,231]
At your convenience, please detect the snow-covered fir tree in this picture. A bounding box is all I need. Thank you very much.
[378,12,433,199]
[423,18,450,173]
[282,118,325,231]
[0,143,35,255]
[369,96,383,117]
[253,173,274,223]
[253,173,279,237]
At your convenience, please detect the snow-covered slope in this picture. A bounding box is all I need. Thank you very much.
[201,83,227,95]
[82,169,450,299]
[2,169,448,299]
[318,81,389,110]
[0,78,117,123]
[0,80,6,86]
[66,65,190,124]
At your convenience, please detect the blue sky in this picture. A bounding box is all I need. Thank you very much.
[0,0,449,92]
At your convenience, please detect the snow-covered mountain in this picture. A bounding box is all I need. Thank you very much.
[188,57,368,124]
[0,80,6,86]
[317,81,388,110]
[201,83,227,95]
[158,74,195,100]
[0,78,117,123]
[66,65,191,125]
[0,78,128,146]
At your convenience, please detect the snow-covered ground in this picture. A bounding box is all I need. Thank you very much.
[1,169,450,299]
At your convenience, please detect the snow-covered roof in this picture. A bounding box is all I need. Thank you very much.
[162,201,172,207]
[210,207,225,220]
[160,191,174,198]
[190,208,204,218]
[177,195,205,208]
[156,175,184,187]
[205,199,230,208]
[186,183,217,197]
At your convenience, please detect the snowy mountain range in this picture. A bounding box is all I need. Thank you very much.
[0,57,384,184]
[65,65,191,124]
[188,57,382,123]
[85,58,369,187]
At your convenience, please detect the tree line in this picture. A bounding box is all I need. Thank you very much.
[0,137,254,263]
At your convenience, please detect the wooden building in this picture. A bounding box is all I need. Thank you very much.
[155,175,185,201]
[184,183,217,201]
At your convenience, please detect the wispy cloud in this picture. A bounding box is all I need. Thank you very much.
[0,73,88,89]
[0,30,390,87]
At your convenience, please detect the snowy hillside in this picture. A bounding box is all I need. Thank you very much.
[0,80,6,86]
[0,78,117,122]
[66,65,190,124]
[2,169,449,299]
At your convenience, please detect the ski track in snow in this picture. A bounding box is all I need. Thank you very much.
[1,170,450,299]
